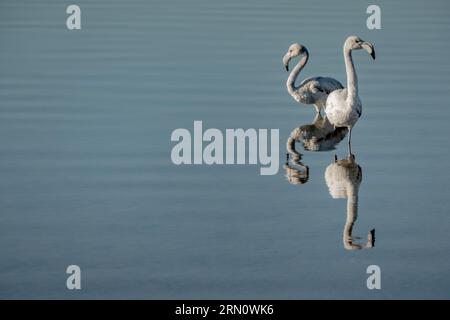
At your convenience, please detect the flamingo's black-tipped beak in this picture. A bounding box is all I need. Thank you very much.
[362,41,376,60]
[283,54,290,72]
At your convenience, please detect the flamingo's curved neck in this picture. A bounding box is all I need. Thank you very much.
[344,48,358,103]
[286,51,308,99]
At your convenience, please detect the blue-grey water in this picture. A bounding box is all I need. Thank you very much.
[1,0,450,299]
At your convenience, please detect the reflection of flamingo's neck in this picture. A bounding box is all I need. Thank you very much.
[284,129,309,185]
[286,135,299,159]
[343,186,361,250]
[343,185,374,250]
[286,52,308,100]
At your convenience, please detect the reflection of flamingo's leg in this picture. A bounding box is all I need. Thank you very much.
[347,127,353,156]
[313,103,321,114]
[312,112,321,124]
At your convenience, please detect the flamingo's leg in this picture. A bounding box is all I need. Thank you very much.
[348,127,353,156]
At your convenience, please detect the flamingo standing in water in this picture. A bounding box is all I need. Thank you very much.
[283,43,343,113]
[325,36,376,155]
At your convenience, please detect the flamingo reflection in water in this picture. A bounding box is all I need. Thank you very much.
[284,113,348,185]
[325,154,375,250]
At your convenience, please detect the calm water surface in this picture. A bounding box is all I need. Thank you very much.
[0,0,450,298]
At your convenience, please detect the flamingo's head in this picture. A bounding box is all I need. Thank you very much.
[283,43,308,71]
[344,36,376,60]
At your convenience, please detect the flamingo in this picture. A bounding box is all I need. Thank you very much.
[283,43,344,113]
[325,36,376,155]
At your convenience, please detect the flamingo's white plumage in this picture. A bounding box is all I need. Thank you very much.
[283,43,343,113]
